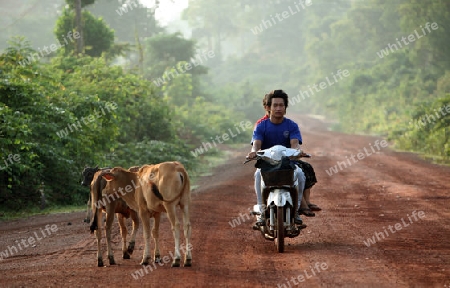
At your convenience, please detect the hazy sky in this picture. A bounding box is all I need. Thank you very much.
[141,0,189,25]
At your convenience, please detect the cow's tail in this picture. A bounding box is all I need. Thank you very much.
[89,174,103,233]
[180,170,190,203]
[159,168,190,203]
[150,182,164,201]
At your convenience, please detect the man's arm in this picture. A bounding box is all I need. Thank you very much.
[248,140,262,159]
[290,138,301,150]
[289,120,302,145]
[291,137,311,157]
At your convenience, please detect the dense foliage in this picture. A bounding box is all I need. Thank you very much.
[1,0,448,212]
[0,1,251,211]
[183,0,450,160]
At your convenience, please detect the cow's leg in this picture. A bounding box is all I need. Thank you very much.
[105,202,116,265]
[165,205,181,267]
[152,213,161,263]
[95,211,104,267]
[180,203,192,267]
[139,209,152,265]
[117,213,130,259]
[127,210,139,255]
[85,197,91,223]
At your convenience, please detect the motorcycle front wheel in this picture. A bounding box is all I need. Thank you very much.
[276,205,285,252]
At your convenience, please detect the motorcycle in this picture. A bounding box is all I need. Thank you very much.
[245,145,311,253]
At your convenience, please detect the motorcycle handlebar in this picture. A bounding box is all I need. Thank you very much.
[244,153,312,164]
[243,157,257,164]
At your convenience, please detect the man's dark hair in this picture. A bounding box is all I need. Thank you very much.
[263,93,269,107]
[266,89,289,108]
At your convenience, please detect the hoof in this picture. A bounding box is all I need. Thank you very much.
[171,258,181,267]
[123,251,131,259]
[89,224,98,234]
[108,255,116,265]
[154,255,161,263]
[140,257,151,266]
[184,259,192,267]
[127,241,135,254]
[97,259,104,267]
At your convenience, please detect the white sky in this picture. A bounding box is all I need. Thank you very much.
[141,0,189,25]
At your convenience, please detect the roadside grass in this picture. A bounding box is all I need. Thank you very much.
[0,204,87,221]
[421,154,450,166]
[189,143,248,190]
[399,149,450,166]
[0,143,248,221]
[384,141,450,166]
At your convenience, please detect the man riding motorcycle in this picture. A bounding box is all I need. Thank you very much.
[247,89,307,228]
[255,93,321,216]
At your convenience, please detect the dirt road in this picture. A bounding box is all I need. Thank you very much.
[1,115,449,288]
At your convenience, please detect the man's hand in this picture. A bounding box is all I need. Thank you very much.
[247,151,257,159]
[300,151,311,158]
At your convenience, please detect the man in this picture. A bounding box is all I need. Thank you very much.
[297,161,320,215]
[248,89,307,227]
[254,93,270,128]
[253,93,321,217]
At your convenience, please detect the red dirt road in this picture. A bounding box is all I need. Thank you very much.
[1,115,449,288]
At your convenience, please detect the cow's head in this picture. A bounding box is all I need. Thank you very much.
[100,167,129,182]
[81,165,100,186]
[128,166,141,173]
[100,166,141,181]
[100,167,143,195]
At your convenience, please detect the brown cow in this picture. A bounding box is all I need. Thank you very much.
[101,161,192,267]
[86,166,140,267]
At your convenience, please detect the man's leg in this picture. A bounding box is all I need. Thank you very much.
[254,169,265,225]
[295,167,306,209]
[299,188,315,216]
[300,193,309,209]
[298,160,321,211]
[255,169,262,206]
[294,167,306,225]
[304,188,311,204]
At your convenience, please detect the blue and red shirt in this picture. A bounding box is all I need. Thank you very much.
[254,114,269,128]
[252,117,302,149]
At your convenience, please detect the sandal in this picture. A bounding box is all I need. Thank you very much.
[298,207,315,217]
[308,203,322,211]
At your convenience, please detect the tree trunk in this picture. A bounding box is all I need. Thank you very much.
[75,0,83,55]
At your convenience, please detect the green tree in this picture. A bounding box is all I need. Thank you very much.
[54,8,115,57]
[398,0,450,72]
[87,0,162,43]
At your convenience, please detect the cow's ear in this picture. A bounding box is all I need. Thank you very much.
[102,173,114,181]
[95,165,99,169]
